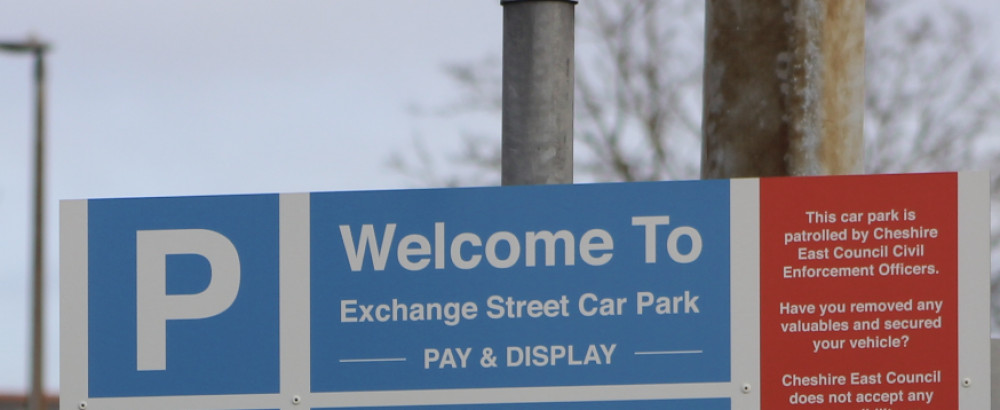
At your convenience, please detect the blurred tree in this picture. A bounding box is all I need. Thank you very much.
[392,0,704,185]
[392,0,1000,327]
[863,0,1000,329]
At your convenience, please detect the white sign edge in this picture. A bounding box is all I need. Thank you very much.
[959,170,991,408]
[730,178,761,409]
[60,200,88,410]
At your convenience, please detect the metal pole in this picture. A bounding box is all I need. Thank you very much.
[28,44,47,410]
[701,0,864,178]
[1,36,49,410]
[500,0,576,186]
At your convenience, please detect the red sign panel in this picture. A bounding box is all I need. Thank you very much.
[760,173,958,408]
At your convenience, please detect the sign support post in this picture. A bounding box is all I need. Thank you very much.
[500,0,576,186]
[701,0,865,178]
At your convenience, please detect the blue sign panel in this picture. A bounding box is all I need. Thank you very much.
[87,195,280,397]
[310,181,731,392]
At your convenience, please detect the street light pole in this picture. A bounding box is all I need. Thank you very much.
[1,36,50,410]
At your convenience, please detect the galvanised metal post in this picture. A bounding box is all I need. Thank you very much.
[500,0,576,186]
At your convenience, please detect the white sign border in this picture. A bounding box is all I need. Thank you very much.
[61,174,989,409]
[958,171,991,408]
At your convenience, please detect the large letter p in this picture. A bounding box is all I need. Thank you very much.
[136,229,241,371]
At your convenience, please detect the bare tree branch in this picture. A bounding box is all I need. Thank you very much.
[395,0,1000,329]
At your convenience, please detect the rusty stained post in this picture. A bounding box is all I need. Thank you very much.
[701,0,865,178]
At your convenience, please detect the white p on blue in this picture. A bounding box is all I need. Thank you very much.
[136,229,241,371]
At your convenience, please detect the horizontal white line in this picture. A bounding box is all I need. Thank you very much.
[339,357,408,363]
[310,382,733,407]
[84,382,735,409]
[634,350,703,355]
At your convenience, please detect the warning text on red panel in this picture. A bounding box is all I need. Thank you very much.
[760,173,958,409]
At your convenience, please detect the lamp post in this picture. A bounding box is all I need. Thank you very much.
[1,36,50,410]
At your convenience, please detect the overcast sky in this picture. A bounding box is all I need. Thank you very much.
[0,0,500,393]
[2,0,999,396]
